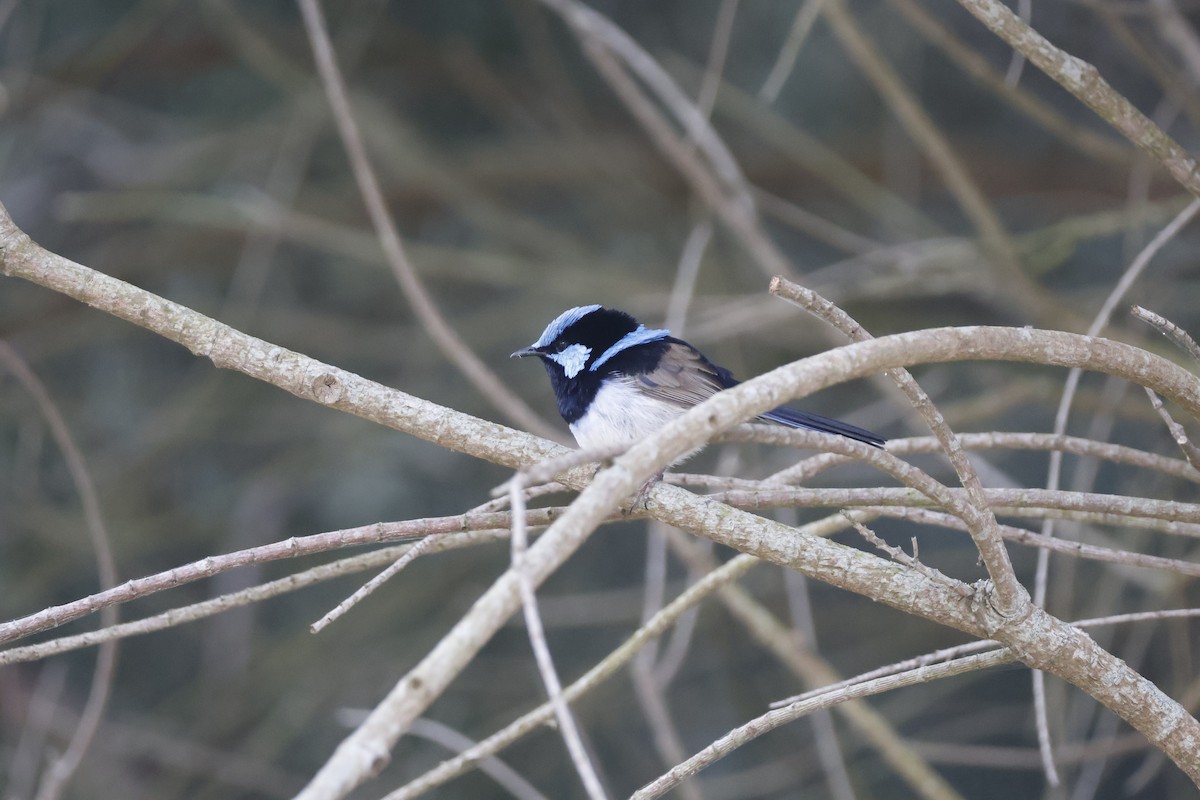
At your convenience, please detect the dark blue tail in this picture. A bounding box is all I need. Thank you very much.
[760,407,886,448]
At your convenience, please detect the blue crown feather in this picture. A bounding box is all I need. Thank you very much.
[533,304,602,348]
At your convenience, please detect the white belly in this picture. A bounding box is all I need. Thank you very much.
[568,379,684,450]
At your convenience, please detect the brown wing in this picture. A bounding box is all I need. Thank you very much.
[630,341,728,410]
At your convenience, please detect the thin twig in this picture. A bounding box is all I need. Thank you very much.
[309,535,440,633]
[843,511,972,597]
[820,0,1063,327]
[666,527,966,800]
[0,530,519,667]
[758,0,829,102]
[1144,388,1200,471]
[1132,304,1200,366]
[865,505,1200,577]
[0,509,576,647]
[781,569,857,800]
[509,477,609,800]
[0,343,119,800]
[382,543,769,800]
[713,486,1200,527]
[882,0,1128,164]
[295,0,558,440]
[951,0,1200,195]
[631,648,1016,799]
[1030,195,1200,784]
[774,606,1200,710]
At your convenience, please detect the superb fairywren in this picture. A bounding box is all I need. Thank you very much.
[512,305,885,454]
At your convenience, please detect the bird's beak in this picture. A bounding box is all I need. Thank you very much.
[511,346,540,359]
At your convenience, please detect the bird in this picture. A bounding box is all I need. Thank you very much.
[512,305,885,456]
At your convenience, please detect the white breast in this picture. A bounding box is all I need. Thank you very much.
[568,378,684,450]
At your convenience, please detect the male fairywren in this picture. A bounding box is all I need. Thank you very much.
[512,305,885,454]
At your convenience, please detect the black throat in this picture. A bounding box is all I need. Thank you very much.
[542,359,600,424]
[542,336,672,424]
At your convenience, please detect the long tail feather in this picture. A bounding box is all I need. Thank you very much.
[759,407,886,448]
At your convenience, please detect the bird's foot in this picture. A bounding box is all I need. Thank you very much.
[621,469,665,515]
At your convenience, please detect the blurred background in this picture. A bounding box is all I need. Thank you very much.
[1,1,1199,798]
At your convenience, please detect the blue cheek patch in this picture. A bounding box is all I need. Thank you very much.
[549,343,591,378]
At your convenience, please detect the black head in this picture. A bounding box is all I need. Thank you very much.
[512,305,671,422]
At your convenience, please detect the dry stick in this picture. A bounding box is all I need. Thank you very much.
[844,512,973,596]
[630,523,698,800]
[294,0,558,441]
[758,0,829,102]
[6,210,1200,791]
[469,482,567,514]
[631,15,736,795]
[537,0,755,220]
[632,648,1018,799]
[819,0,1071,330]
[952,0,1200,197]
[508,477,608,800]
[537,0,801,287]
[866,506,1200,577]
[881,0,1129,165]
[770,278,1027,615]
[0,530,520,668]
[403,718,549,800]
[1133,305,1200,470]
[887,432,1200,484]
[773,607,1200,709]
[1031,197,1200,784]
[309,535,440,634]
[778,570,857,800]
[0,344,119,800]
[665,529,968,800]
[713,486,1200,526]
[1133,304,1200,366]
[734,429,1200,486]
[1093,6,1200,134]
[675,473,1200,535]
[0,508,573,647]
[774,640,1009,709]
[751,432,1200,487]
[382,543,770,800]
[1145,388,1200,472]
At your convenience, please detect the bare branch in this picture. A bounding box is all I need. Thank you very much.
[295,0,558,440]
[951,0,1200,195]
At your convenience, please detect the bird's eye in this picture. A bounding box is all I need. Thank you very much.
[554,341,569,352]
